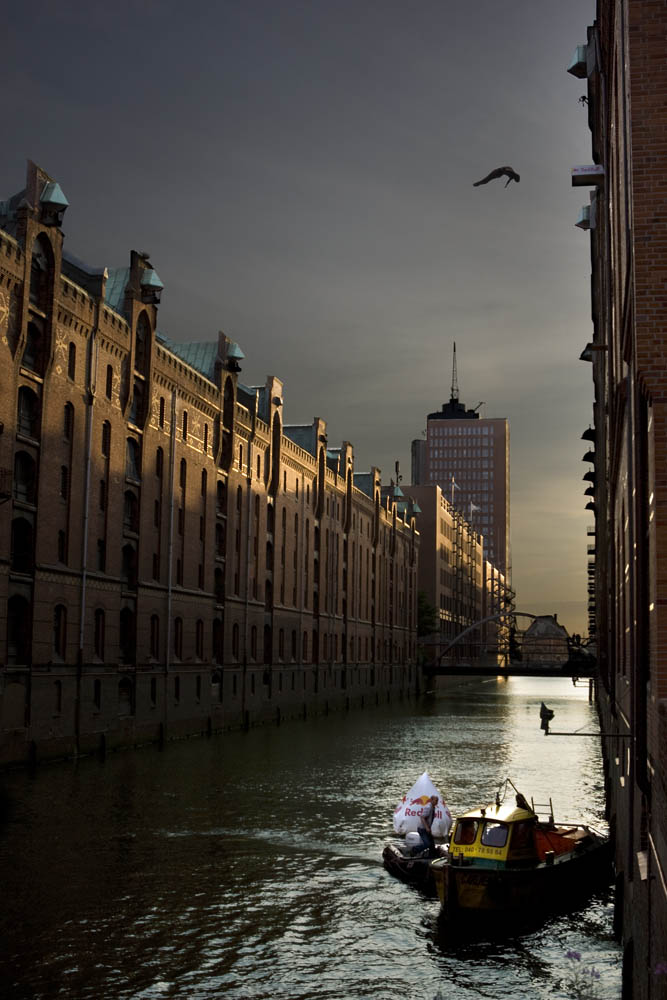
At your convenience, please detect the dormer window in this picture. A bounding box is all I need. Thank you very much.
[39,181,69,227]
[140,268,163,305]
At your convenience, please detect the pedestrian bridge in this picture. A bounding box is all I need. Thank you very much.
[422,611,597,678]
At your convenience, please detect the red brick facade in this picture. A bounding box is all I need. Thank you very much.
[576,3,667,996]
[0,161,419,765]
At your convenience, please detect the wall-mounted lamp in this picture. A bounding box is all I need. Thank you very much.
[580,343,608,362]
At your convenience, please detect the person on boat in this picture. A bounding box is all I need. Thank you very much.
[417,795,438,854]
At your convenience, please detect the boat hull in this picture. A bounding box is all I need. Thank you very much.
[382,843,447,895]
[431,838,612,922]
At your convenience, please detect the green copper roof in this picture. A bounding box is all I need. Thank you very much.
[40,181,69,208]
[140,268,163,290]
[104,268,129,312]
[157,336,219,381]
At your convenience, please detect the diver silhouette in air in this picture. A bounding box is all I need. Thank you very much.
[473,166,520,188]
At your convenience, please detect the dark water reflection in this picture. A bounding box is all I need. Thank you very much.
[0,677,620,999]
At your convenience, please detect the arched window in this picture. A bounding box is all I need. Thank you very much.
[123,490,139,533]
[53,604,67,659]
[216,521,226,557]
[174,617,183,660]
[54,680,63,714]
[182,410,188,442]
[180,458,187,491]
[118,677,133,715]
[94,609,105,659]
[63,402,74,441]
[201,468,207,498]
[217,480,227,513]
[221,378,234,469]
[126,438,141,480]
[121,544,137,588]
[129,378,145,426]
[155,446,163,479]
[150,615,160,658]
[102,421,111,457]
[135,312,149,372]
[29,234,52,311]
[22,322,43,374]
[264,624,272,664]
[13,452,36,504]
[204,424,209,453]
[17,386,39,438]
[105,365,113,400]
[10,518,34,573]
[67,342,76,381]
[159,396,165,428]
[196,619,204,660]
[119,608,136,663]
[212,619,223,663]
[270,412,281,496]
[214,567,224,604]
[223,377,234,429]
[7,595,32,664]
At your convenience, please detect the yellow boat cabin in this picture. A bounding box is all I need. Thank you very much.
[448,800,539,867]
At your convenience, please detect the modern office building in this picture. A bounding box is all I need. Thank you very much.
[0,160,419,765]
[411,345,510,579]
[569,4,667,996]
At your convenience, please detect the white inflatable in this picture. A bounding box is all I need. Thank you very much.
[392,771,453,838]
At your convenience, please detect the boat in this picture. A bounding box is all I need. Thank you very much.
[382,834,448,895]
[429,779,612,925]
[383,772,452,893]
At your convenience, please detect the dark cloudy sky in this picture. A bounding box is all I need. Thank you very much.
[2,0,597,634]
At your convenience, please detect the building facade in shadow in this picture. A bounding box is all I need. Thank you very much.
[569,4,667,996]
[0,161,419,765]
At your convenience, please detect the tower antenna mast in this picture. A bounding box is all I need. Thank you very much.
[451,341,459,402]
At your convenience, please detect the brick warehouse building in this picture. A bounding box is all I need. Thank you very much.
[570,3,667,997]
[0,161,419,766]
[401,484,511,665]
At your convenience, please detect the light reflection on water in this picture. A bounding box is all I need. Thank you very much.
[0,677,620,999]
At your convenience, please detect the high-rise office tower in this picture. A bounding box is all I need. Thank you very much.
[411,344,510,579]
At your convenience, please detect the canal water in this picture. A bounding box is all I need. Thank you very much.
[0,677,620,999]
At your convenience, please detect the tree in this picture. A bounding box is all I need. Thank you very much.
[417,590,438,637]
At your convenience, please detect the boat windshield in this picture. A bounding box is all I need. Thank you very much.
[481,821,509,848]
[453,819,479,845]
